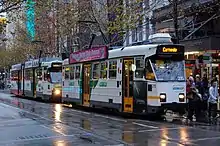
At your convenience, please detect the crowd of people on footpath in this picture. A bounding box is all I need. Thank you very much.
[186,73,219,122]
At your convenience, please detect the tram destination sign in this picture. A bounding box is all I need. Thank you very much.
[69,46,108,64]
[156,44,184,59]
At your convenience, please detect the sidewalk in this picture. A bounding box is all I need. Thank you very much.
[0,103,62,145]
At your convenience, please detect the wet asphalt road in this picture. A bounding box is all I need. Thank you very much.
[1,91,220,145]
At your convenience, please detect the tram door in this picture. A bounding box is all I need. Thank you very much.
[33,69,36,98]
[123,59,134,113]
[18,70,22,95]
[83,64,91,107]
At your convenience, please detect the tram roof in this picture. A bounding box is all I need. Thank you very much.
[41,60,63,67]
[108,44,159,59]
[63,44,160,65]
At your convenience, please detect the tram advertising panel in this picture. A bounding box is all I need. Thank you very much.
[156,44,184,60]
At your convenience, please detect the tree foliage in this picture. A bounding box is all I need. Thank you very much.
[2,0,152,68]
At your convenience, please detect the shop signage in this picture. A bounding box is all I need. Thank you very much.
[203,53,212,64]
[69,46,108,64]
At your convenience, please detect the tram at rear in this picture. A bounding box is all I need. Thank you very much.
[10,64,23,96]
[145,44,186,115]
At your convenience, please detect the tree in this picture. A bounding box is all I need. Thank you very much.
[0,0,26,13]
[3,0,153,68]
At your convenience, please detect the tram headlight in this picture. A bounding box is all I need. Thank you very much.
[54,89,61,95]
[160,93,166,102]
[179,93,185,102]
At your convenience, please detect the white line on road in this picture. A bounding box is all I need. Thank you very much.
[0,118,32,124]
[40,125,66,136]
[138,127,189,133]
[190,136,220,142]
[0,135,74,144]
[132,122,158,129]
[94,114,127,122]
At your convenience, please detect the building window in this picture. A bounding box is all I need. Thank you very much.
[109,60,117,79]
[135,57,144,78]
[25,69,33,80]
[93,63,100,79]
[70,66,74,80]
[100,61,108,79]
[138,26,143,42]
[145,18,149,39]
[132,29,136,42]
[75,65,80,79]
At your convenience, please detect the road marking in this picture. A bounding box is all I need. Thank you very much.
[138,127,189,132]
[104,144,125,146]
[0,135,74,144]
[0,118,32,124]
[1,103,131,145]
[132,122,158,129]
[95,114,127,122]
[40,125,66,136]
[190,136,220,142]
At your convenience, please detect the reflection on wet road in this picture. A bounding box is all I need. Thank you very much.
[1,92,220,145]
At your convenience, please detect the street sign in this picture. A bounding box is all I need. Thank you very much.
[203,53,211,64]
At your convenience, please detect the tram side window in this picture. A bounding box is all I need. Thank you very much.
[100,62,108,79]
[93,63,100,79]
[70,66,75,80]
[75,66,81,79]
[145,60,155,80]
[25,69,32,80]
[11,71,18,80]
[135,57,144,78]
[65,67,70,79]
[109,60,117,79]
[36,68,42,80]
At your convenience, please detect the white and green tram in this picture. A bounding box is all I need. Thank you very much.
[62,45,186,115]
[22,58,62,102]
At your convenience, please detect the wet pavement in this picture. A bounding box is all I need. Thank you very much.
[1,92,220,145]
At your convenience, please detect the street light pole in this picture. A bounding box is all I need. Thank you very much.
[173,0,179,44]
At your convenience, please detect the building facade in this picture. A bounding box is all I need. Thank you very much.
[152,0,220,78]
[123,0,169,46]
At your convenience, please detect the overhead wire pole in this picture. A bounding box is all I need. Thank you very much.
[173,0,179,44]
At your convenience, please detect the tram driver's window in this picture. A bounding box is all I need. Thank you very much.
[135,57,144,78]
[145,60,155,80]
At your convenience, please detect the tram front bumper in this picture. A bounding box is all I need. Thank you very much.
[161,102,187,113]
[52,88,62,102]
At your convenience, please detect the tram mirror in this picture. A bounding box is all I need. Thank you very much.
[131,64,136,72]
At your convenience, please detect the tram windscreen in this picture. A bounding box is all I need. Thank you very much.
[151,60,185,81]
[50,72,62,83]
[48,63,62,83]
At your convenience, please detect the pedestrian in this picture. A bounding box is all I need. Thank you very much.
[186,78,200,122]
[195,75,203,120]
[208,80,218,120]
[201,75,209,111]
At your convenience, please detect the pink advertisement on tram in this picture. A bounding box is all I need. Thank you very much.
[69,46,108,64]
